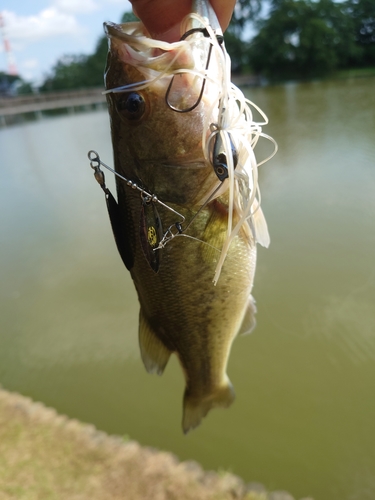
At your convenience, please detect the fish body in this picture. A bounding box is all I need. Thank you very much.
[103,2,274,433]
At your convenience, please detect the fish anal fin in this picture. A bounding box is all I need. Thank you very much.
[239,295,257,336]
[139,311,171,376]
[182,377,235,434]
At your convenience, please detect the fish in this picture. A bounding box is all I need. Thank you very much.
[98,0,276,433]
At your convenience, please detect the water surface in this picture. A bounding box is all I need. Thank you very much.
[1,77,375,500]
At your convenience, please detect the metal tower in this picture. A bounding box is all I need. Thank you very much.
[0,12,18,75]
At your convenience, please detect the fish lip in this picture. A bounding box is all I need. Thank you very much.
[103,21,121,37]
[104,21,138,41]
[104,21,123,37]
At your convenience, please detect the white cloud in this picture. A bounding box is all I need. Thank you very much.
[53,0,99,15]
[2,8,81,44]
[21,58,39,69]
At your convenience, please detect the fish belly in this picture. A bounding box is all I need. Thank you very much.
[125,193,256,432]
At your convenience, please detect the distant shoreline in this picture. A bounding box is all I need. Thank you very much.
[232,67,375,87]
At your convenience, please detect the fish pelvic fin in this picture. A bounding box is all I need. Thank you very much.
[139,311,171,376]
[182,377,235,434]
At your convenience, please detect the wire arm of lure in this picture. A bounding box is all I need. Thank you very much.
[155,221,183,249]
[154,180,223,250]
[88,151,228,254]
[87,150,185,225]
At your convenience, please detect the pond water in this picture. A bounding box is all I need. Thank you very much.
[1,77,375,500]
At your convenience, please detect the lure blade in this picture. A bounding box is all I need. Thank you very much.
[139,199,163,273]
[106,190,134,271]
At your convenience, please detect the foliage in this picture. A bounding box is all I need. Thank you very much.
[345,0,375,66]
[15,81,35,95]
[226,1,261,73]
[0,72,34,96]
[224,31,251,73]
[248,0,375,79]
[39,11,138,92]
[40,35,108,92]
[229,0,262,36]
[121,11,138,23]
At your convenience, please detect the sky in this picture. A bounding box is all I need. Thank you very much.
[0,0,133,84]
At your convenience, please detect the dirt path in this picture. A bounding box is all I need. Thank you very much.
[0,388,311,500]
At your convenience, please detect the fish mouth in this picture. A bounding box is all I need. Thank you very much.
[104,21,135,40]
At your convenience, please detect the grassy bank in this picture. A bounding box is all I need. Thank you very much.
[0,388,311,500]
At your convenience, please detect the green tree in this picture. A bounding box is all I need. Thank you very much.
[39,11,138,92]
[39,38,108,91]
[229,0,262,36]
[0,72,34,95]
[344,0,375,66]
[249,0,359,79]
[121,11,138,23]
[40,55,89,91]
[15,81,34,95]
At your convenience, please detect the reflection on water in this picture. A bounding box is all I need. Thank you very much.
[305,274,375,364]
[1,78,375,500]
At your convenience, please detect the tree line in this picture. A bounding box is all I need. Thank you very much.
[241,0,375,79]
[9,0,375,93]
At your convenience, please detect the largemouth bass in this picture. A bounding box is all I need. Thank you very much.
[93,0,276,433]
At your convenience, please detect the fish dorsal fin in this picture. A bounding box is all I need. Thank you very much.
[239,295,257,336]
[139,311,171,376]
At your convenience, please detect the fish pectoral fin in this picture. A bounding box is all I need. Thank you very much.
[239,295,257,336]
[139,311,171,376]
[251,204,270,248]
[182,377,235,434]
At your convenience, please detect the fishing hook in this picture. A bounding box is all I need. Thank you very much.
[165,28,224,113]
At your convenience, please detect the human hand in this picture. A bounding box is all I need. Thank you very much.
[129,0,236,42]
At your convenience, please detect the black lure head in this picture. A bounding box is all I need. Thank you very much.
[212,133,238,182]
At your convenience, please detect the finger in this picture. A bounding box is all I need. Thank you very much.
[130,0,236,41]
[130,0,191,40]
[210,0,236,32]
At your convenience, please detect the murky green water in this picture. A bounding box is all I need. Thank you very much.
[1,77,375,500]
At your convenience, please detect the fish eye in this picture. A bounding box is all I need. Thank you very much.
[116,92,146,121]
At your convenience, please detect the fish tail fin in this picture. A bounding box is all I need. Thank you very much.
[182,377,235,434]
[139,311,171,376]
